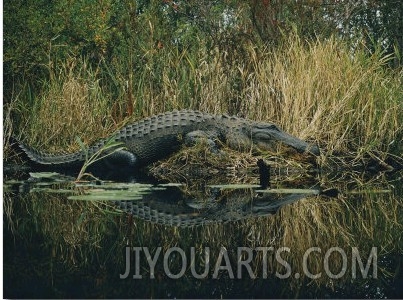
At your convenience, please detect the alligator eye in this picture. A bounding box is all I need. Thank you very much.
[267,124,279,131]
[256,123,279,131]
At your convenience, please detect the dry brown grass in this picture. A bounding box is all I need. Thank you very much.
[14,59,118,152]
[10,35,401,167]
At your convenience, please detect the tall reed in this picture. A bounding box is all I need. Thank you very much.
[12,35,402,161]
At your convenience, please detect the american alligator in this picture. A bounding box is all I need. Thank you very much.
[16,110,319,171]
[114,186,318,227]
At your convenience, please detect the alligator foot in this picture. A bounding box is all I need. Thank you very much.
[257,159,270,189]
[184,130,222,154]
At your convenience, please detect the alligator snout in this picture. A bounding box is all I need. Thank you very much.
[303,143,320,156]
[277,132,320,156]
[253,126,320,156]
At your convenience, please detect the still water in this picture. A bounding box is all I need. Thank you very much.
[3,169,403,298]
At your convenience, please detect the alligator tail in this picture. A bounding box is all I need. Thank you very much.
[13,138,86,166]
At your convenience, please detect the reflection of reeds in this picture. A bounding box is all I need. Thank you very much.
[4,176,402,295]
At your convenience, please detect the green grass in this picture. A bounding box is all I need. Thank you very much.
[6,35,403,167]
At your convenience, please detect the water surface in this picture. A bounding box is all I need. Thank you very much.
[3,170,403,298]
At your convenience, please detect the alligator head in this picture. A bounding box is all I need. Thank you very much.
[251,123,320,155]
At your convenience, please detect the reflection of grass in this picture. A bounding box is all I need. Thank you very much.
[4,176,402,296]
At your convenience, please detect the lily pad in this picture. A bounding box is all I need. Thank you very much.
[68,183,165,201]
[255,188,320,194]
[208,184,261,189]
[29,172,74,181]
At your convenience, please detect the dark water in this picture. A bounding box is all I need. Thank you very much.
[3,170,403,298]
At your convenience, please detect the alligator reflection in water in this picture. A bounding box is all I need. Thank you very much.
[5,172,320,227]
[4,171,403,298]
[113,185,319,227]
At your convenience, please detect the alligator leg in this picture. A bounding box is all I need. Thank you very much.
[184,130,221,153]
[101,149,138,168]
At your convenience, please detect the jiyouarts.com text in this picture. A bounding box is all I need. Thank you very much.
[120,246,377,280]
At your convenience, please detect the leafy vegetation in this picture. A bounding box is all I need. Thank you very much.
[75,137,126,181]
[4,0,402,166]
